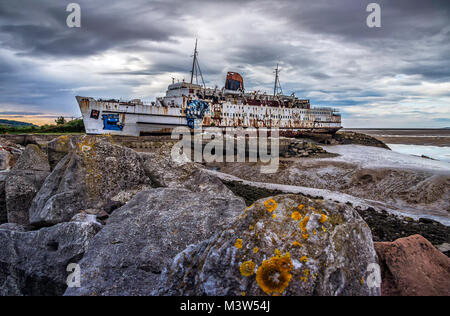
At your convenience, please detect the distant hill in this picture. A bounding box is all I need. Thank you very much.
[0,119,37,127]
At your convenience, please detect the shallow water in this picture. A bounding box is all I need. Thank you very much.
[388,144,450,163]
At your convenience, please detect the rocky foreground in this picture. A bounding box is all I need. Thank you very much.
[0,135,449,296]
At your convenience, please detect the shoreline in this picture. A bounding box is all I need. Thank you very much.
[344,128,450,147]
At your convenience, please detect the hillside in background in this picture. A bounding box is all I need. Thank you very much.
[0,119,37,127]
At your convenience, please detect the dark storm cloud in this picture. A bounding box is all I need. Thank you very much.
[0,0,186,57]
[276,0,450,41]
[0,0,449,127]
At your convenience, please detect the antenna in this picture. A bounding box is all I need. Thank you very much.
[189,39,206,88]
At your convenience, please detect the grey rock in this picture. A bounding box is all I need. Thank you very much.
[139,147,239,200]
[0,223,31,232]
[157,194,380,296]
[46,135,80,170]
[5,171,50,225]
[0,138,23,171]
[64,187,246,296]
[0,150,11,171]
[436,243,450,256]
[5,145,50,225]
[0,221,101,296]
[0,172,7,224]
[110,184,153,205]
[70,213,103,228]
[29,136,151,227]
[13,144,50,172]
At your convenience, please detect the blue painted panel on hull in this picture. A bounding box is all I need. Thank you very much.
[102,114,123,131]
[186,100,209,129]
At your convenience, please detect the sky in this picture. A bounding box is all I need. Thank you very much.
[0,0,449,127]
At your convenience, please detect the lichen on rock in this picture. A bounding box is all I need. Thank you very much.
[156,194,380,296]
[29,136,151,226]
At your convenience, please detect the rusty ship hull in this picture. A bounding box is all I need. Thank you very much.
[77,83,341,137]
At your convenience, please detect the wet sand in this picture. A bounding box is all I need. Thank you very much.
[344,129,450,147]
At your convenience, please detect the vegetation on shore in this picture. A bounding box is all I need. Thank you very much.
[0,117,85,134]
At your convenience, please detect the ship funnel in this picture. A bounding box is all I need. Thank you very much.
[225,72,244,91]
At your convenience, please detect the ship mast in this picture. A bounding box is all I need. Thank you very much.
[189,39,206,88]
[273,64,283,96]
[190,39,198,84]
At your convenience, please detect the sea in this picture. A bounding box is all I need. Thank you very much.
[345,129,450,163]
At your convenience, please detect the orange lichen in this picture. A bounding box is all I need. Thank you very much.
[249,225,254,231]
[242,292,246,296]
[240,261,256,276]
[292,241,302,247]
[253,247,259,254]
[303,269,310,276]
[234,239,243,249]
[256,253,293,295]
[299,216,310,232]
[300,256,308,263]
[321,225,327,233]
[302,233,309,240]
[291,211,302,221]
[320,214,328,223]
[313,228,317,235]
[300,276,308,283]
[297,204,305,211]
[360,277,364,285]
[272,214,277,219]
[264,199,278,212]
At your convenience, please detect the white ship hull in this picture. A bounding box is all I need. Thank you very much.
[77,94,341,137]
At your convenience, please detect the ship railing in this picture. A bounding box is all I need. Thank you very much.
[313,107,339,111]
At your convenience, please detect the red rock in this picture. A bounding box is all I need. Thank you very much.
[375,235,450,296]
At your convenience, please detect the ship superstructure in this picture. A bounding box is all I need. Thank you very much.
[77,42,341,137]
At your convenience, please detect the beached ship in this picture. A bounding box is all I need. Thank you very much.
[76,42,341,137]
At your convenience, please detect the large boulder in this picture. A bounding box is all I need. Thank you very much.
[29,136,152,227]
[156,194,381,296]
[375,235,450,296]
[64,187,246,296]
[5,144,50,225]
[0,221,101,296]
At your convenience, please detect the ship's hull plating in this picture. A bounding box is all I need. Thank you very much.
[77,96,342,137]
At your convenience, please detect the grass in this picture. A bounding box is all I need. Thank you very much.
[0,119,85,135]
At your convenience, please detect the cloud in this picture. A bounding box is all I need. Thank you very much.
[0,0,449,127]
